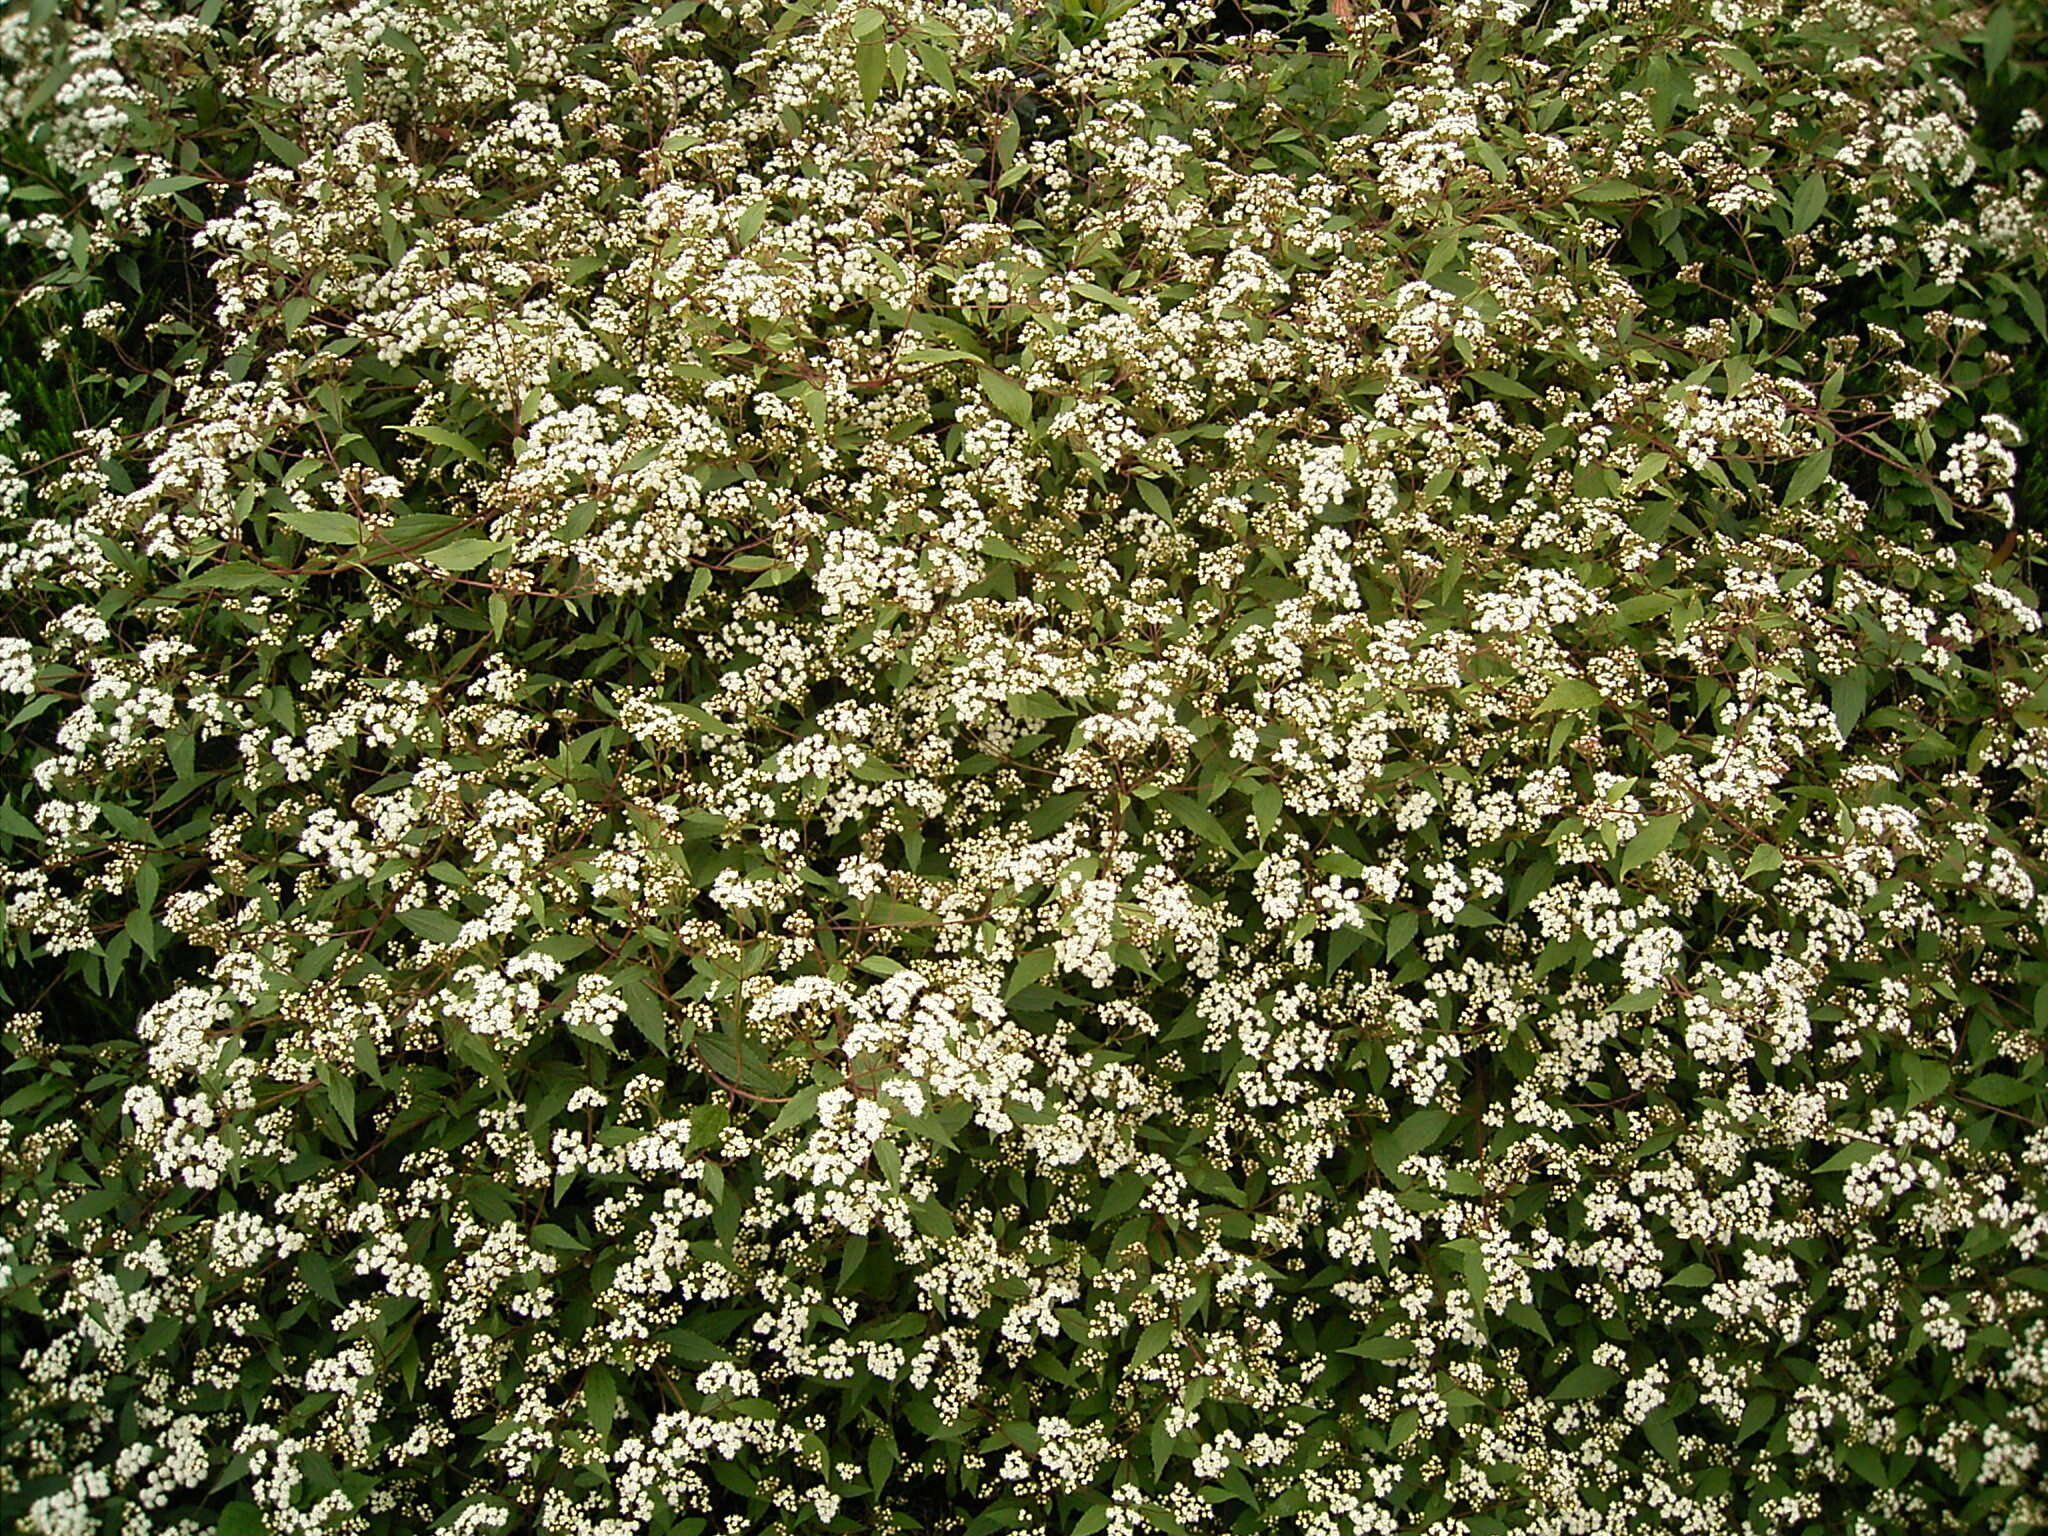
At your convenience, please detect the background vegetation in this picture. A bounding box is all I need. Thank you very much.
[4,1,2048,1534]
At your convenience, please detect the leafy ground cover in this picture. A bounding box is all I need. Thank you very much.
[3,1,2048,1533]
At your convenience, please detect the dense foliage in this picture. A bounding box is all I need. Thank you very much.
[4,0,2048,1532]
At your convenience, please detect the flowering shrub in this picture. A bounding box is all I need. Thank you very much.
[3,0,2048,1532]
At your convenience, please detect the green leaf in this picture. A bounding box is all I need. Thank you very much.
[1575,180,1646,203]
[977,367,1033,426]
[587,1365,618,1438]
[1551,1362,1617,1400]
[1736,1391,1777,1444]
[1536,679,1602,713]
[1618,812,1685,876]
[0,1079,60,1118]
[1340,1336,1416,1359]
[1790,170,1827,234]
[1373,1108,1450,1180]
[856,39,887,109]
[1983,3,2015,74]
[1830,669,1870,737]
[687,1102,728,1154]
[1641,1409,1680,1465]
[1133,1317,1176,1368]
[1158,791,1238,855]
[735,197,769,246]
[1815,1141,1883,1174]
[913,38,954,92]
[1467,368,1536,399]
[179,562,285,593]
[138,173,207,197]
[1621,453,1670,493]
[1904,1054,1950,1110]
[768,1084,822,1137]
[1462,1239,1490,1315]
[316,1063,356,1139]
[220,1504,266,1536]
[397,909,464,944]
[394,422,489,464]
[1250,782,1283,840]
[276,508,362,544]
[1783,446,1833,505]
[869,1429,898,1492]
[621,978,669,1054]
[1006,691,1071,720]
[1384,909,1418,962]
[1966,1072,2035,1106]
[419,538,511,572]
[1005,949,1056,1000]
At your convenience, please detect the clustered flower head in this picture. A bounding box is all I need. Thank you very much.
[2,0,2047,1534]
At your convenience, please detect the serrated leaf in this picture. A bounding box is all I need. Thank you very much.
[1250,782,1284,840]
[977,367,1033,426]
[419,538,510,572]
[178,562,284,593]
[1005,948,1055,1000]
[621,977,669,1054]
[1815,1141,1883,1174]
[1551,1362,1617,1400]
[1831,668,1870,737]
[1621,452,1669,493]
[735,197,769,246]
[1536,679,1602,713]
[687,1102,727,1154]
[1736,1391,1776,1445]
[1784,446,1833,506]
[1966,1072,2035,1106]
[1618,812,1685,876]
[1385,908,1418,962]
[856,39,887,108]
[912,38,954,92]
[1467,368,1536,399]
[1790,170,1827,234]
[277,508,362,544]
[587,1365,618,1438]
[1904,1054,1951,1110]
[1373,1108,1450,1180]
[1641,1409,1680,1465]
[1158,791,1238,855]
[397,909,464,944]
[1984,3,2015,74]
[394,422,489,464]
[316,1064,356,1139]
[1340,1336,1416,1359]
[768,1084,822,1137]
[1133,1317,1175,1368]
[869,1429,898,1492]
